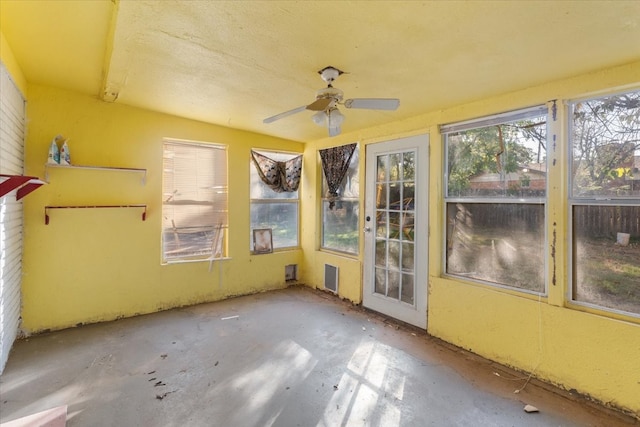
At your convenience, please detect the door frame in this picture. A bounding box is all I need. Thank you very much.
[362,134,429,329]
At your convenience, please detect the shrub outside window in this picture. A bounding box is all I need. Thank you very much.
[162,140,228,263]
[569,90,640,317]
[321,145,360,254]
[250,150,300,251]
[442,106,548,293]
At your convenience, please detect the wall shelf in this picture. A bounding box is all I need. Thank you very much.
[44,163,147,184]
[44,204,147,225]
[0,174,46,200]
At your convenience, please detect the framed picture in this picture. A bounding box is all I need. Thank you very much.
[253,228,273,254]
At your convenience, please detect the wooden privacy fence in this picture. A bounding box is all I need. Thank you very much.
[447,203,544,231]
[573,205,640,238]
[448,203,640,238]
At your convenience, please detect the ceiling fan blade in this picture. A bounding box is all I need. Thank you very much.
[263,105,307,124]
[344,98,400,111]
[306,98,333,111]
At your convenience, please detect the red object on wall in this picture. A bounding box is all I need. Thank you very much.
[0,174,46,200]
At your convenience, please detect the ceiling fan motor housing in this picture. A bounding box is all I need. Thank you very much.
[319,66,343,84]
[316,87,344,108]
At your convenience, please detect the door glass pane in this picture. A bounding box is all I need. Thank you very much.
[388,270,400,298]
[401,274,414,304]
[389,212,401,239]
[376,211,387,238]
[375,268,386,294]
[376,183,388,209]
[388,240,400,269]
[389,183,401,208]
[377,155,387,181]
[402,213,414,242]
[375,239,386,266]
[390,154,401,180]
[403,183,415,207]
[403,152,415,180]
[401,242,414,271]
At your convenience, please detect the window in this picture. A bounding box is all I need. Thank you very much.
[442,106,548,293]
[250,150,301,251]
[162,140,228,262]
[1,62,26,370]
[321,144,360,254]
[569,90,640,316]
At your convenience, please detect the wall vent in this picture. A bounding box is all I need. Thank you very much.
[285,264,298,282]
[324,264,338,293]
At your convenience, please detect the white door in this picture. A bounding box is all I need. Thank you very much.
[363,135,428,328]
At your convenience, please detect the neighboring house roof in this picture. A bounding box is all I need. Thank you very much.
[470,165,546,183]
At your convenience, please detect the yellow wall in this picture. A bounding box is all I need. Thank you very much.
[304,60,640,417]
[0,30,27,98]
[22,84,304,333]
[428,277,640,415]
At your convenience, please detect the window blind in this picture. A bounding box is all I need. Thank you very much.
[0,61,26,374]
[162,140,228,260]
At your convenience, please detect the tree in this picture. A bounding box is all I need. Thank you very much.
[572,91,640,196]
[447,120,543,196]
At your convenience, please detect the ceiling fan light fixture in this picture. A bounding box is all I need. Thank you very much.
[328,107,344,127]
[327,107,344,137]
[311,111,326,126]
[328,125,341,137]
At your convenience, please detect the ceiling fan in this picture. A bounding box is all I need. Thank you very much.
[263,66,400,137]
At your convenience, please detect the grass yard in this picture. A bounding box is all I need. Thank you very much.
[574,237,640,315]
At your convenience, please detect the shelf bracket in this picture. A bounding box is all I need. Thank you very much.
[0,175,46,200]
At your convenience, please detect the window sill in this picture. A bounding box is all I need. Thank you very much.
[566,300,640,324]
[441,272,547,300]
[251,247,301,255]
[162,257,232,265]
[319,247,360,259]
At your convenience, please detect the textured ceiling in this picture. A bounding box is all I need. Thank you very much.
[2,0,640,142]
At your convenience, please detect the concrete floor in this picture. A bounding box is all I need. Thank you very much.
[0,286,636,427]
